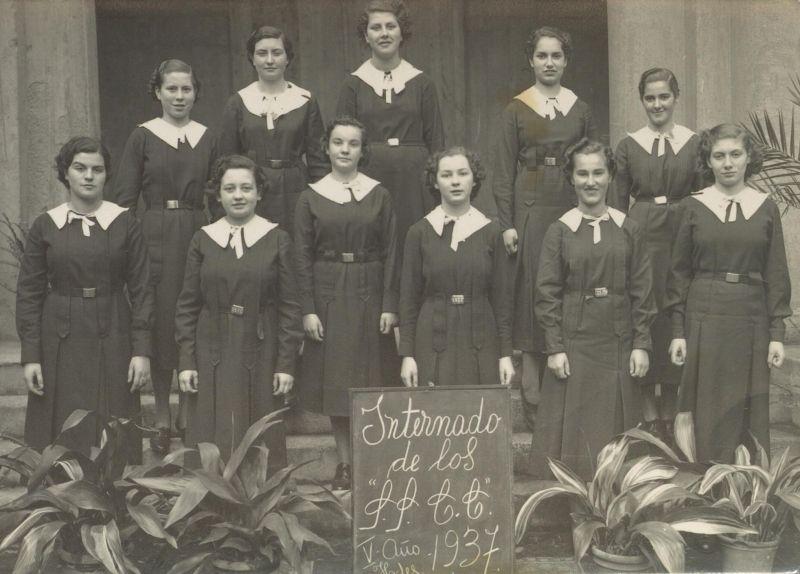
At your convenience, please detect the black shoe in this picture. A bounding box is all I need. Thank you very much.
[331,463,351,491]
[149,427,171,455]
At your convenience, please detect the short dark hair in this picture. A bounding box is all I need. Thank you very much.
[357,0,412,44]
[246,26,294,66]
[638,67,680,99]
[425,146,486,202]
[525,26,572,63]
[698,123,763,182]
[148,59,200,101]
[563,138,616,182]
[206,155,268,198]
[322,116,371,167]
[55,136,112,189]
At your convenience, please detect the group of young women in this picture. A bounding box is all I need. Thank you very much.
[15,0,791,489]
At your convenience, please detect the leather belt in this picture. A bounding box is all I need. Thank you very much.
[147,200,199,210]
[316,250,381,263]
[635,196,671,205]
[695,271,764,284]
[264,158,297,169]
[447,294,468,305]
[584,287,610,299]
[50,285,121,298]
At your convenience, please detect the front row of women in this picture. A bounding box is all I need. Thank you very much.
[16,118,790,487]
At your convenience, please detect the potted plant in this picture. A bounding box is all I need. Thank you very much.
[696,438,800,572]
[127,408,346,574]
[515,425,756,572]
[0,409,175,574]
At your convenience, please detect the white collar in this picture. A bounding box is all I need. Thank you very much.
[309,173,380,204]
[48,201,127,230]
[237,81,311,118]
[693,186,767,222]
[628,124,695,156]
[352,59,422,99]
[139,118,207,149]
[514,85,578,119]
[425,205,491,252]
[202,215,278,249]
[559,207,626,232]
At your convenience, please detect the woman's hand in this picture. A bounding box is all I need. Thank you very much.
[669,338,687,366]
[379,312,398,334]
[401,357,418,387]
[502,229,518,255]
[178,370,199,393]
[629,349,650,378]
[23,363,44,396]
[767,341,785,368]
[547,352,570,379]
[128,356,151,393]
[499,356,515,385]
[303,314,324,342]
[273,372,294,395]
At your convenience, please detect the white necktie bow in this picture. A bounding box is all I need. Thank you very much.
[584,213,610,244]
[654,132,673,157]
[67,211,96,237]
[229,226,244,259]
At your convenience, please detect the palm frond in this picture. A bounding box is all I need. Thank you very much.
[789,73,800,109]
[744,111,800,209]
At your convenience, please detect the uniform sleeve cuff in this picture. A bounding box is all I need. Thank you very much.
[20,341,41,365]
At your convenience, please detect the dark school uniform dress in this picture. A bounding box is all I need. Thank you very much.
[398,206,513,386]
[493,85,597,353]
[609,124,701,387]
[294,173,399,416]
[530,207,656,479]
[336,59,444,260]
[111,118,217,372]
[220,81,328,236]
[16,202,153,460]
[665,187,791,462]
[174,215,303,463]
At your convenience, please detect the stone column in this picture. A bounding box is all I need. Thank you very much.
[0,0,100,340]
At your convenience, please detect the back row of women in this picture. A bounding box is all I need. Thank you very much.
[16,0,791,489]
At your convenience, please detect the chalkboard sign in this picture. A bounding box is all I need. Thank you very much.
[350,386,514,574]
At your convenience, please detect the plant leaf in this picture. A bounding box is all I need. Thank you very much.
[734,445,751,466]
[621,456,678,492]
[592,437,630,512]
[223,408,288,482]
[548,458,589,498]
[166,552,212,574]
[165,478,209,529]
[280,510,335,555]
[664,506,758,536]
[198,443,223,475]
[251,460,315,525]
[698,464,771,495]
[514,483,584,543]
[12,520,65,574]
[777,490,800,511]
[27,444,69,492]
[673,412,696,463]
[48,480,113,514]
[198,526,230,545]
[194,469,244,506]
[631,521,684,573]
[0,506,60,552]
[239,444,270,500]
[571,519,604,565]
[623,428,680,462]
[58,409,93,435]
[259,512,300,570]
[132,475,194,494]
[127,498,178,548]
[221,536,253,553]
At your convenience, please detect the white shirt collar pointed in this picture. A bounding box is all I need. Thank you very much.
[514,85,578,119]
[139,118,207,149]
[628,124,695,156]
[48,201,128,231]
[692,185,767,223]
[352,59,423,101]
[559,207,626,242]
[202,215,278,255]
[237,81,311,123]
[309,173,380,204]
[425,205,491,252]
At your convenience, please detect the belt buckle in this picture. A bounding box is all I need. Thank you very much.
[165,200,180,209]
[724,272,740,283]
[594,287,608,298]
[230,304,245,316]
[654,196,668,205]
[544,157,557,166]
[341,252,355,263]
[387,138,400,147]
[268,159,283,169]
[82,287,97,298]
[450,294,465,305]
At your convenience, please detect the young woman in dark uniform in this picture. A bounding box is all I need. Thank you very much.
[294,117,399,490]
[531,139,655,479]
[337,0,444,261]
[493,26,597,426]
[17,137,153,461]
[609,68,701,438]
[666,124,791,462]
[175,155,302,464]
[220,26,328,236]
[399,147,515,389]
[112,59,217,453]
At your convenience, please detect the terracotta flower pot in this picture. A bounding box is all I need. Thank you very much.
[57,547,103,573]
[719,534,779,573]
[591,546,651,572]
